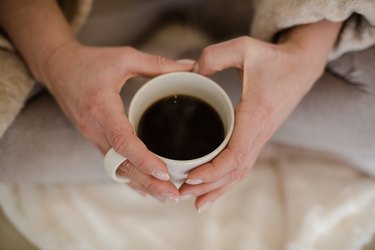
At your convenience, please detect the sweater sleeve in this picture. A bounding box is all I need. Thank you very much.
[0,0,93,138]
[250,0,375,60]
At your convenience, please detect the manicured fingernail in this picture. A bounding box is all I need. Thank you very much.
[186,178,203,185]
[193,63,199,72]
[163,193,180,204]
[198,202,212,214]
[177,59,195,65]
[181,194,194,201]
[152,169,170,181]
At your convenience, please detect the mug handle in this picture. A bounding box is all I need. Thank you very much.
[104,148,129,183]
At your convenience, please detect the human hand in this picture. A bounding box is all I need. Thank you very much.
[180,21,342,212]
[39,42,194,203]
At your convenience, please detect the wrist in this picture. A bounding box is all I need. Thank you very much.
[273,42,325,95]
[34,40,81,89]
[277,20,343,85]
[0,0,81,86]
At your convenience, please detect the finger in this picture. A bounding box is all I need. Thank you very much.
[90,91,171,181]
[185,149,244,185]
[127,49,195,76]
[185,102,258,184]
[127,181,148,197]
[196,37,250,75]
[117,160,180,204]
[180,169,235,197]
[181,162,256,200]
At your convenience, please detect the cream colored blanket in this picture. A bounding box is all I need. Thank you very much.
[1,145,375,250]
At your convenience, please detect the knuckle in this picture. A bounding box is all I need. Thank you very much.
[141,177,154,191]
[120,47,137,67]
[210,161,227,180]
[111,132,130,154]
[227,169,245,183]
[83,92,102,115]
[76,116,92,137]
[120,160,135,176]
[154,55,167,69]
[136,156,148,172]
[201,46,215,66]
[231,149,247,167]
[236,36,252,54]
[237,36,251,46]
[122,46,136,55]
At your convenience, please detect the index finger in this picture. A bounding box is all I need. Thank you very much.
[95,91,171,181]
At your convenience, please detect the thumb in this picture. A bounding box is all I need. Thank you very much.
[196,38,248,75]
[128,49,195,76]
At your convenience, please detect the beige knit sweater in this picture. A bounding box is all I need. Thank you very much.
[0,0,374,138]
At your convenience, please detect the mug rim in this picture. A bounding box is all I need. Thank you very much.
[128,72,235,165]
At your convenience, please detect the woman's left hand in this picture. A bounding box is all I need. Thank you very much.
[179,30,335,212]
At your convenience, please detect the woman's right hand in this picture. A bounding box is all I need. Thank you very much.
[39,42,194,203]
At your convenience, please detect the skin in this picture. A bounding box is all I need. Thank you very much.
[0,0,194,204]
[0,0,343,211]
[179,21,343,212]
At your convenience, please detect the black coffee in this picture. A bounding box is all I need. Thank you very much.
[137,95,225,160]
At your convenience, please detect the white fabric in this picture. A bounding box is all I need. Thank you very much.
[1,145,375,250]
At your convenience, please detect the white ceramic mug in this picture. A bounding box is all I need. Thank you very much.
[104,72,234,186]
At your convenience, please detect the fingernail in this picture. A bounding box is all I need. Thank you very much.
[198,202,212,214]
[177,59,195,65]
[152,169,170,181]
[180,194,194,201]
[186,178,203,185]
[193,63,199,72]
[163,193,180,204]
